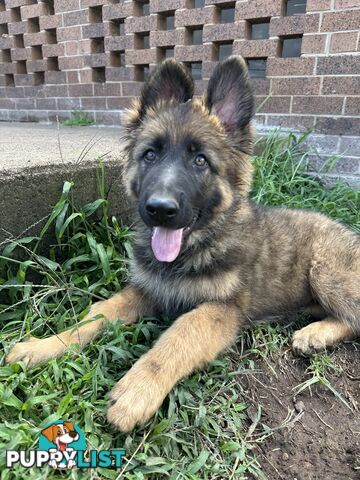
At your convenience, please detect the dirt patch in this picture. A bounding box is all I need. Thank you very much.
[244,342,360,480]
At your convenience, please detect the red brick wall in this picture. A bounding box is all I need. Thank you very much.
[0,0,359,183]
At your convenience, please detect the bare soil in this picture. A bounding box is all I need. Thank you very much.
[244,342,360,480]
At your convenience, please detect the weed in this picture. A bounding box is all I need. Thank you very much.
[62,110,95,127]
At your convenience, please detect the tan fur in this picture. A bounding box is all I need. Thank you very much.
[41,421,75,443]
[6,57,359,433]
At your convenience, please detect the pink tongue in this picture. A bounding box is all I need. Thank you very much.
[151,227,183,262]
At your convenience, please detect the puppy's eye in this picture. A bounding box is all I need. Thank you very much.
[194,154,208,168]
[144,149,157,162]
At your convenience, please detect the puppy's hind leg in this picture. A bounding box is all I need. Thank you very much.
[6,286,152,367]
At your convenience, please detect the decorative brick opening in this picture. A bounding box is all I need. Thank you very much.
[160,47,175,59]
[134,1,150,16]
[217,4,236,24]
[5,74,15,86]
[16,60,27,74]
[186,26,203,45]
[47,57,59,71]
[34,72,45,85]
[46,0,55,16]
[2,49,11,62]
[110,50,125,67]
[109,18,125,36]
[0,0,5,12]
[45,29,57,45]
[135,32,150,49]
[188,0,205,8]
[247,19,270,40]
[247,58,267,78]
[159,12,175,31]
[91,38,105,54]
[185,61,202,80]
[135,64,150,81]
[28,17,40,34]
[214,41,233,61]
[89,6,103,23]
[31,45,43,60]
[281,35,303,57]
[92,66,106,82]
[14,34,24,48]
[0,23,9,36]
[285,0,307,16]
[11,8,21,23]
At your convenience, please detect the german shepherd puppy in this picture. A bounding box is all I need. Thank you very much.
[7,57,360,432]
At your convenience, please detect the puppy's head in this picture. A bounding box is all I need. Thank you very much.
[41,421,78,445]
[122,56,255,262]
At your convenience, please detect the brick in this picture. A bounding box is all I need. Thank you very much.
[21,3,49,19]
[150,29,184,48]
[63,9,88,27]
[106,65,136,81]
[267,57,315,76]
[150,0,185,13]
[107,96,133,109]
[302,134,340,155]
[321,11,360,32]
[317,55,360,75]
[56,26,81,41]
[95,110,122,125]
[315,117,360,135]
[256,96,291,114]
[45,71,67,84]
[8,21,27,36]
[306,0,332,11]
[126,47,158,65]
[44,84,68,97]
[105,35,131,51]
[86,52,107,67]
[0,10,11,23]
[68,83,93,96]
[267,115,315,131]
[292,96,344,115]
[82,22,104,38]
[103,3,133,21]
[271,78,324,95]
[323,76,360,95]
[42,43,64,57]
[36,97,57,109]
[175,43,212,62]
[56,97,80,110]
[203,22,245,43]
[54,0,80,13]
[270,14,319,37]
[330,32,358,53]
[334,0,360,8]
[301,34,326,54]
[81,96,107,109]
[340,137,360,157]
[234,39,279,58]
[93,82,121,96]
[23,32,45,47]
[236,0,283,20]
[15,97,35,109]
[58,55,85,69]
[175,6,215,27]
[252,78,271,95]
[308,155,359,175]
[39,14,62,30]
[125,14,157,34]
[344,97,360,115]
[122,81,142,97]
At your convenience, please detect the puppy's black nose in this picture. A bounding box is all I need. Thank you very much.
[69,431,78,438]
[146,196,179,223]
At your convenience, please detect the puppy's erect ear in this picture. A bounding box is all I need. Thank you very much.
[206,56,255,133]
[138,58,194,119]
[41,425,57,443]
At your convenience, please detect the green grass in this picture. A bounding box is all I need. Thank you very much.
[0,130,359,479]
[62,110,95,127]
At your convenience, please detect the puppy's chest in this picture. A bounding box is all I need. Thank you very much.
[130,257,240,316]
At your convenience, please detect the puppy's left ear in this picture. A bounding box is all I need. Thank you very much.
[138,58,194,119]
[206,56,255,133]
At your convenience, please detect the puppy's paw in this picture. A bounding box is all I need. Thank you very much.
[292,323,328,356]
[6,336,67,367]
[107,363,166,432]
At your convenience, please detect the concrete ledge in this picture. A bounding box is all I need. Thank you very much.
[0,123,130,246]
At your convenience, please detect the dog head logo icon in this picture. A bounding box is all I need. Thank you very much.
[39,421,85,469]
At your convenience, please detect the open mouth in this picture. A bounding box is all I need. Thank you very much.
[151,213,199,263]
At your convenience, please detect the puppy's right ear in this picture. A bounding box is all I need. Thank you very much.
[126,59,194,127]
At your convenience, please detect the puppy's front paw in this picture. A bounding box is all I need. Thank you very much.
[6,336,67,367]
[107,362,166,432]
[292,323,328,356]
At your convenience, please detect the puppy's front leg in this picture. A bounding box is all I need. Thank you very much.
[107,302,241,432]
